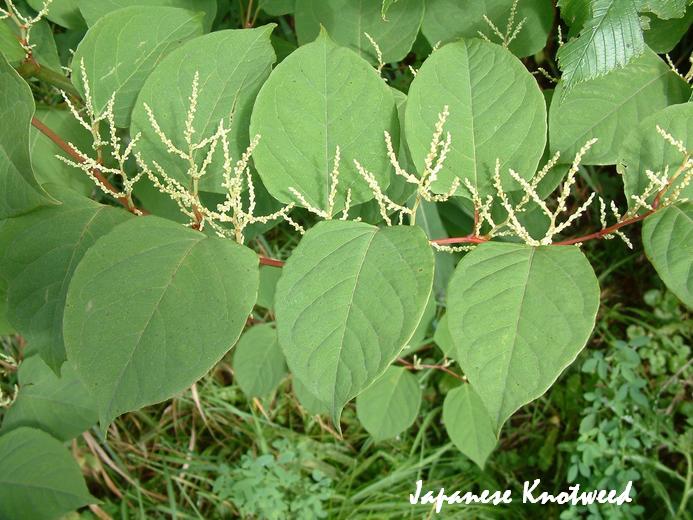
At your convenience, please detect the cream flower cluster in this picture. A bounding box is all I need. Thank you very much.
[0,0,53,58]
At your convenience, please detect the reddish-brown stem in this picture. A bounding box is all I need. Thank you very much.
[553,212,652,246]
[31,117,143,214]
[259,255,285,267]
[397,357,465,382]
[430,234,489,245]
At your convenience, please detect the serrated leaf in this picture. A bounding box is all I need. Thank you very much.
[642,203,692,307]
[637,0,687,19]
[0,54,54,218]
[447,242,600,428]
[72,6,204,127]
[233,324,287,399]
[0,427,94,519]
[1,356,97,441]
[250,30,398,215]
[0,192,130,372]
[356,366,421,441]
[422,0,554,58]
[63,216,259,428]
[619,103,693,211]
[275,220,434,426]
[550,49,689,165]
[131,26,276,193]
[294,0,424,64]
[79,0,217,31]
[28,0,83,29]
[557,0,645,90]
[443,384,497,468]
[405,39,546,199]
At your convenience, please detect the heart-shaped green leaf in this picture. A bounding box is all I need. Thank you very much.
[447,242,600,428]
[276,220,434,426]
[250,30,398,215]
[64,216,259,428]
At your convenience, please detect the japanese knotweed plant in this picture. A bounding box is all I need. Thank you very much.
[0,0,691,516]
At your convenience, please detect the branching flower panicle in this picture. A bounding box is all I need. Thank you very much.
[477,0,527,49]
[1,0,53,59]
[371,106,460,225]
[56,59,143,210]
[139,74,300,242]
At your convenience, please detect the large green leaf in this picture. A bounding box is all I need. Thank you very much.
[356,366,421,441]
[443,384,497,468]
[405,39,546,199]
[63,216,259,428]
[422,0,554,58]
[0,193,130,372]
[275,220,434,426]
[131,26,276,193]
[0,54,54,218]
[79,0,217,31]
[1,356,97,441]
[293,378,330,416]
[233,324,287,399]
[0,427,94,519]
[447,242,600,428]
[642,203,692,307]
[294,0,425,64]
[250,30,398,215]
[619,103,693,211]
[72,6,204,127]
[28,0,84,29]
[550,49,689,165]
[557,0,645,90]
[0,21,25,66]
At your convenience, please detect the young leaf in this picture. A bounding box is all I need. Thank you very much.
[550,49,689,165]
[356,366,422,442]
[0,54,54,218]
[233,324,288,399]
[557,0,645,90]
[250,30,398,214]
[642,202,692,307]
[79,0,218,31]
[447,242,600,429]
[275,220,434,427]
[130,26,276,193]
[1,356,97,441]
[28,0,84,29]
[294,0,424,64]
[72,6,204,127]
[422,0,554,58]
[0,192,130,372]
[63,216,259,429]
[0,427,94,519]
[619,103,693,210]
[443,384,498,469]
[406,39,546,199]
